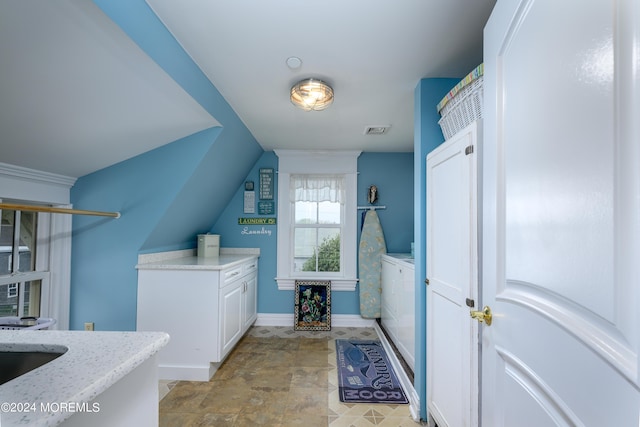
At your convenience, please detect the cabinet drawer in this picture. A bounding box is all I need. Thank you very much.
[221,266,243,287]
[242,259,258,275]
[220,258,258,288]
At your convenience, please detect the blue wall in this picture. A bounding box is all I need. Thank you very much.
[413,78,460,420]
[69,0,263,331]
[211,151,414,316]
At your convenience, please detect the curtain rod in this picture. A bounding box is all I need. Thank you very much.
[0,202,120,218]
[357,205,386,210]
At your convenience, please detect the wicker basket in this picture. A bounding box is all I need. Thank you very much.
[437,65,484,140]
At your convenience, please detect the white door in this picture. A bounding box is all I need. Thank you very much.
[426,121,480,427]
[482,0,640,425]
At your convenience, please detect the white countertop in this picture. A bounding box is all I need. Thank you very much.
[383,253,415,266]
[0,330,169,426]
[135,248,260,271]
[136,254,257,271]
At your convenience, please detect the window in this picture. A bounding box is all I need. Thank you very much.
[275,150,360,291]
[292,175,344,274]
[7,283,17,298]
[0,163,75,328]
[0,208,46,317]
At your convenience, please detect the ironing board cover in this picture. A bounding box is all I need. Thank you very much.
[358,210,387,318]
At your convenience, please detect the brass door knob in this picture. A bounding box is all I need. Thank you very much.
[470,306,492,326]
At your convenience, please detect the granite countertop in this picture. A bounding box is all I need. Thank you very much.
[0,330,169,426]
[135,248,260,271]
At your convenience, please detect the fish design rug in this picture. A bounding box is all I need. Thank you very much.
[335,339,408,404]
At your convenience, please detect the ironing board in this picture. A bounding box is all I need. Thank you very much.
[358,209,387,318]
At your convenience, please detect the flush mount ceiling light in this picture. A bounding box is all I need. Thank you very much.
[290,78,334,111]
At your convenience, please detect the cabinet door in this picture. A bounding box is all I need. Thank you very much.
[426,122,479,427]
[380,258,395,331]
[398,265,415,370]
[219,281,243,360]
[243,273,257,328]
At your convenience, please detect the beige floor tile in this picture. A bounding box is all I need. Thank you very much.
[291,366,329,388]
[285,386,329,416]
[189,413,238,427]
[234,409,284,426]
[376,416,423,427]
[159,381,214,412]
[159,326,427,427]
[329,415,379,426]
[278,413,329,427]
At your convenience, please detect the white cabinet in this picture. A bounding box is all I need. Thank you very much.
[136,254,258,381]
[381,257,399,340]
[219,259,258,357]
[426,122,480,427]
[242,265,257,327]
[380,254,415,370]
[220,278,243,357]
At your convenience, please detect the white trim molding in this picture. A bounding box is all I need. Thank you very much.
[373,322,421,422]
[274,277,358,292]
[47,209,72,330]
[0,162,76,204]
[256,313,376,328]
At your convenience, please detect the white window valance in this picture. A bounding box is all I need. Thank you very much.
[290,174,345,204]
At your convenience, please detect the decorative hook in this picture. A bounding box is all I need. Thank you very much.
[367,185,378,204]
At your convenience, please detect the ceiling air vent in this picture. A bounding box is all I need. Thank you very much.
[364,125,390,135]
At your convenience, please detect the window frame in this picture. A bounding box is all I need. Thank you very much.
[0,163,75,328]
[7,283,17,299]
[0,206,52,318]
[291,176,344,275]
[275,150,360,291]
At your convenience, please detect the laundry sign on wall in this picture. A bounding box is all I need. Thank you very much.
[238,218,276,225]
[238,217,276,237]
[240,226,272,236]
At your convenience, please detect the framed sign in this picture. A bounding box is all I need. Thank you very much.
[243,191,255,214]
[259,168,274,200]
[294,280,331,331]
[258,201,274,215]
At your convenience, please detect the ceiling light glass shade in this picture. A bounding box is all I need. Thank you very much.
[290,78,334,111]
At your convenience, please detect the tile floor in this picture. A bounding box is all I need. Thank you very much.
[159,326,424,426]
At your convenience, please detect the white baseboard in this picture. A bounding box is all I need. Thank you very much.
[157,362,220,382]
[255,313,377,328]
[373,322,421,423]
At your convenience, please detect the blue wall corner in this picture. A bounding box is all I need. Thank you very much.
[71,127,220,330]
[70,1,263,331]
[140,128,262,252]
[413,78,460,420]
[211,151,415,316]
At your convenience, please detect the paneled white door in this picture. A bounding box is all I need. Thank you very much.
[426,121,480,427]
[482,0,640,425]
